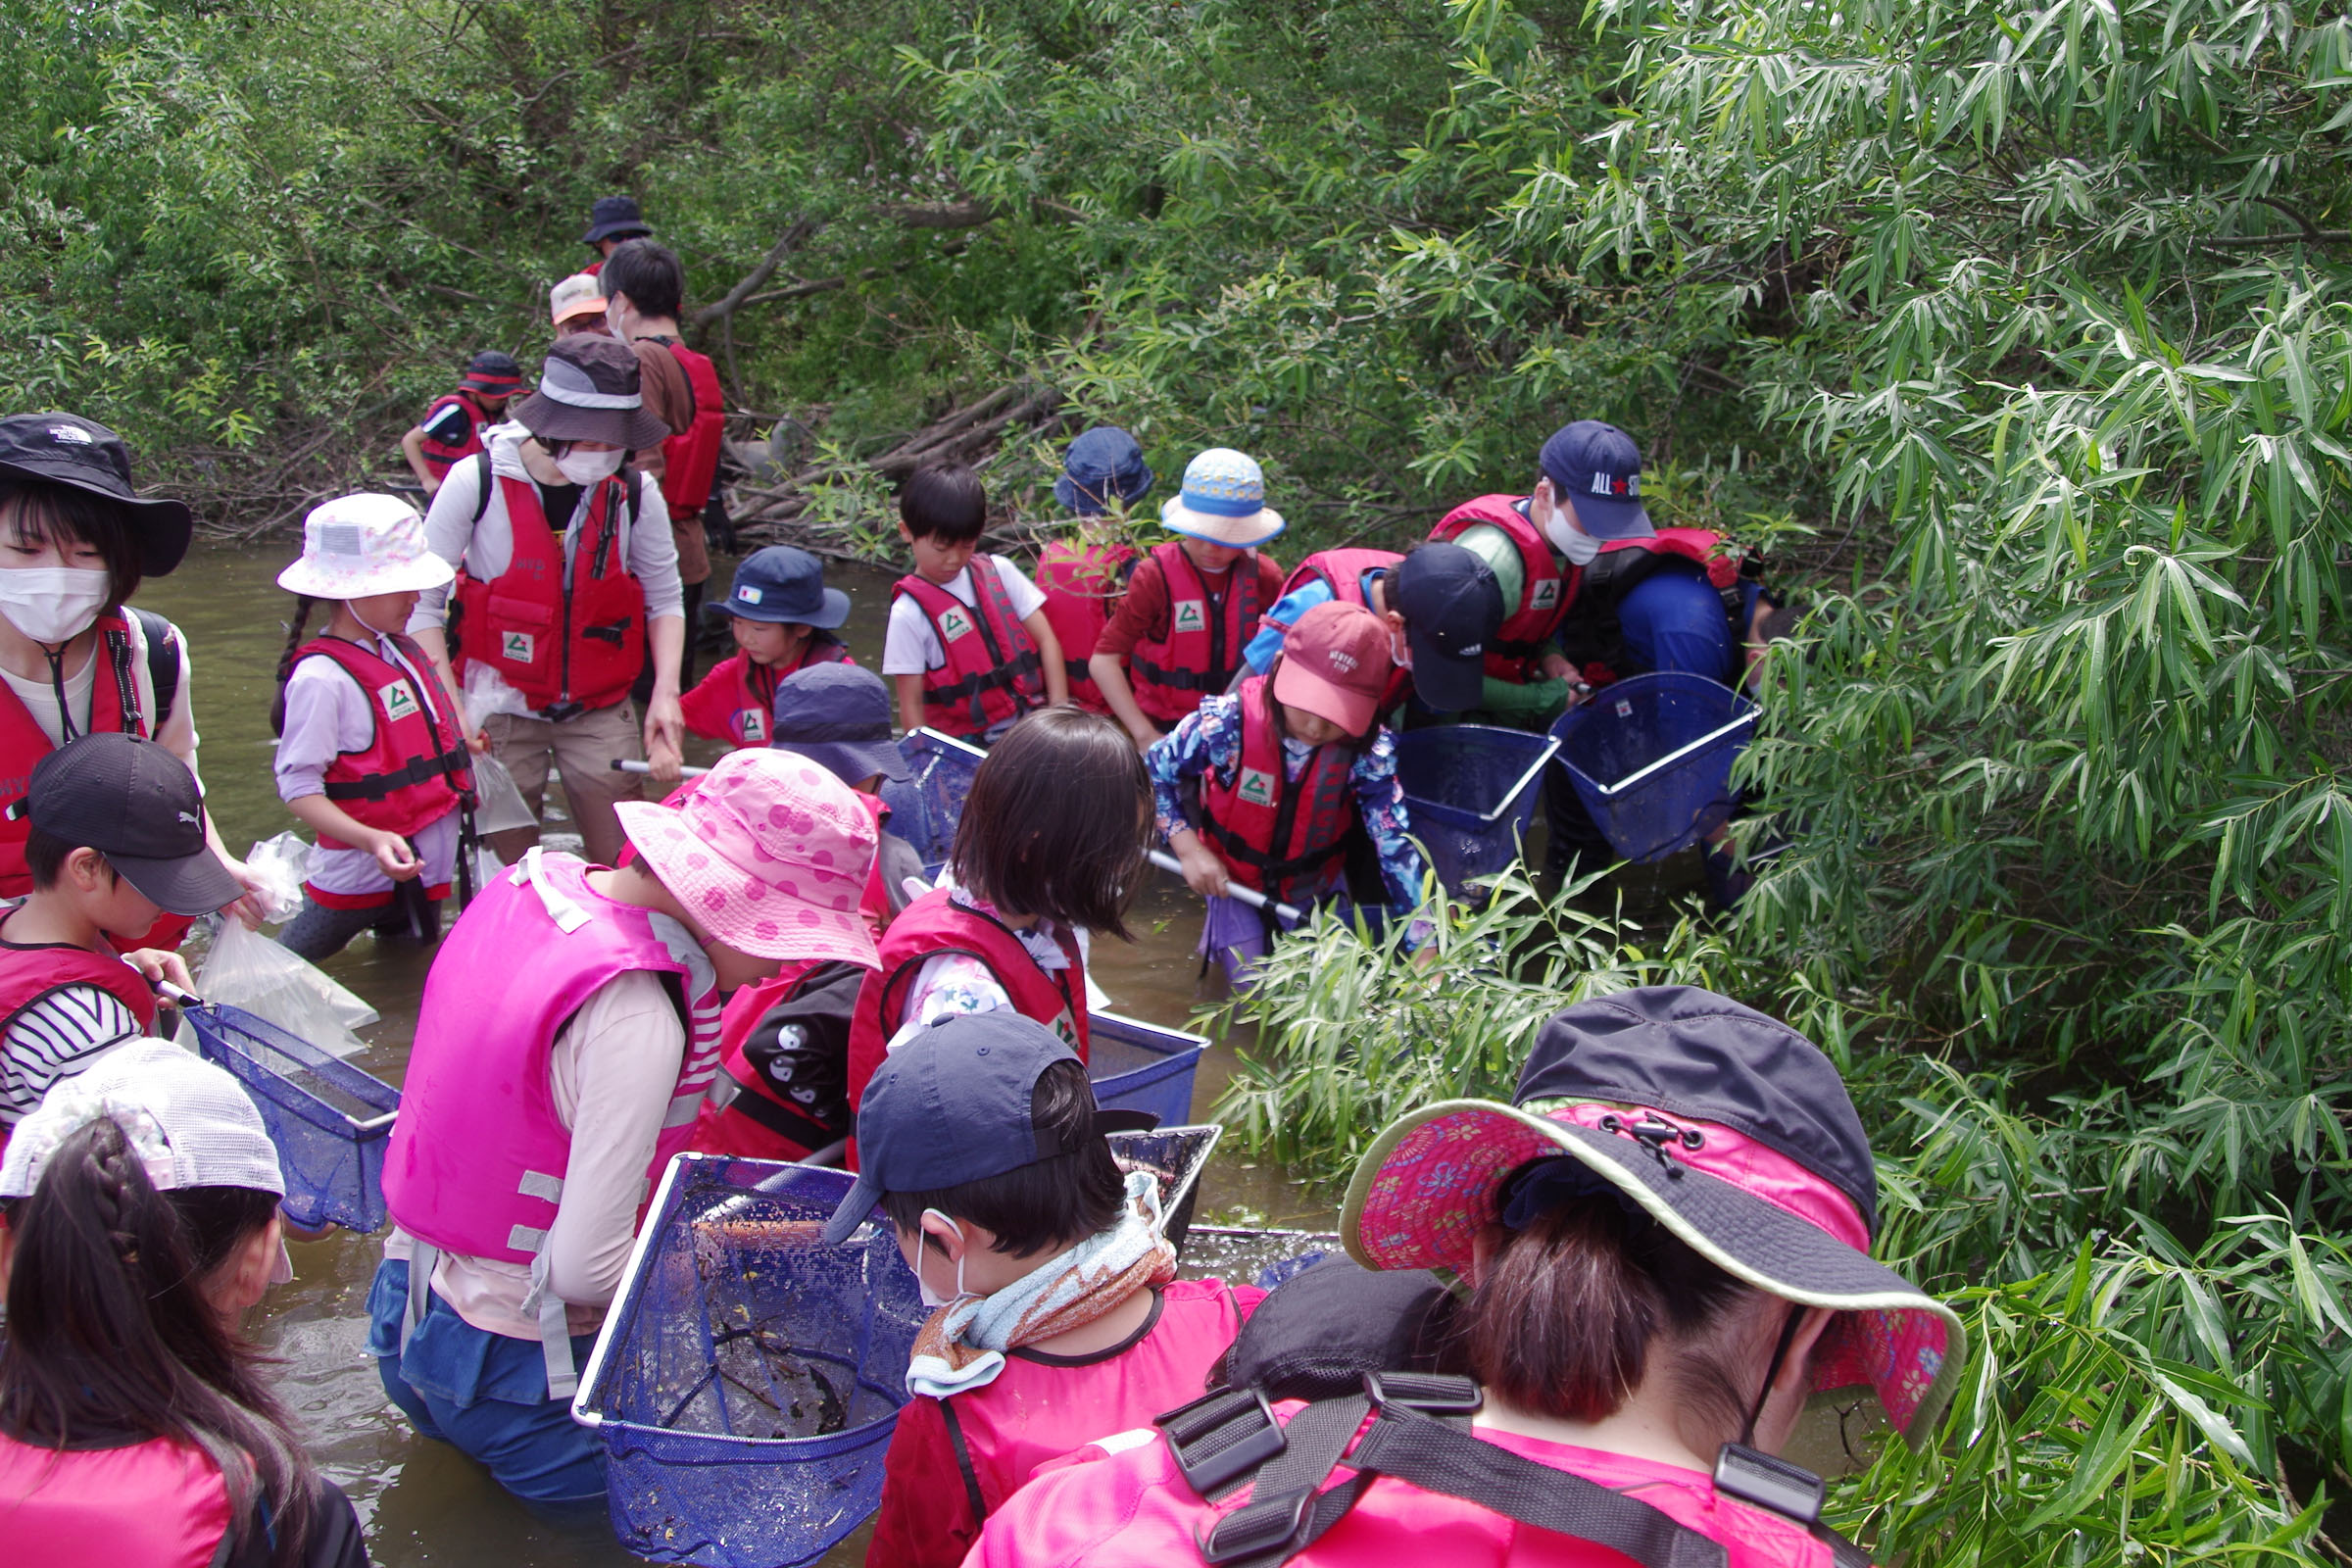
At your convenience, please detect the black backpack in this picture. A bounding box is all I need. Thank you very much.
[1152,1256,1869,1568]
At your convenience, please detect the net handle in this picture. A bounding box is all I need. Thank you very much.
[1475,736,1563,827]
[1589,707,1758,798]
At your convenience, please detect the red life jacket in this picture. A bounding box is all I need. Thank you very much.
[895,561,1046,740]
[1282,548,1412,712]
[1128,543,1262,724]
[1197,678,1360,907]
[1034,540,1137,714]
[415,390,495,481]
[651,337,726,515]
[0,611,165,900]
[706,640,854,746]
[290,635,470,849]
[0,933,161,1039]
[844,889,1089,1168]
[454,470,647,712]
[1426,495,1573,684]
[1569,529,1738,688]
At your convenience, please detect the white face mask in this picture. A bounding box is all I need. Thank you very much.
[1543,500,1600,566]
[916,1208,970,1310]
[0,565,112,644]
[554,447,624,486]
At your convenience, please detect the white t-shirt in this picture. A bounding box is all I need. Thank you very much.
[881,557,1049,675]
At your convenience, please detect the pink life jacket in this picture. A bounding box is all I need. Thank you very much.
[964,1401,1838,1568]
[1197,677,1360,907]
[382,848,724,1270]
[0,1430,237,1568]
[870,1279,1266,1568]
[1281,548,1412,711]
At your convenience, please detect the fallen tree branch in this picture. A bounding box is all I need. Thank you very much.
[692,218,822,328]
[881,198,1000,230]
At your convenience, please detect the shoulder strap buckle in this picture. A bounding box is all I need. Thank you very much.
[1198,1484,1314,1566]
[1711,1443,1825,1526]
[1156,1386,1287,1497]
[1362,1369,1484,1416]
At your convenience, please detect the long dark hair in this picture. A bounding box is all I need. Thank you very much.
[0,1116,321,1566]
[951,707,1150,939]
[268,594,318,737]
[0,473,145,613]
[1454,1191,1768,1438]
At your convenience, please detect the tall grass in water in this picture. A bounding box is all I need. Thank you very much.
[1210,868,2335,1565]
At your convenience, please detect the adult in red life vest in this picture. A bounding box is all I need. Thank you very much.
[409,333,688,870]
[602,240,721,692]
[883,464,1069,742]
[0,1041,368,1568]
[968,987,1967,1568]
[680,546,855,748]
[1035,426,1154,714]
[0,733,235,1150]
[687,662,924,1162]
[1091,448,1286,750]
[368,748,882,1510]
[578,193,653,278]
[399,350,522,498]
[1148,602,1432,988]
[1242,542,1507,719]
[844,707,1152,1164]
[269,495,472,959]
[0,413,266,943]
[823,1011,1264,1568]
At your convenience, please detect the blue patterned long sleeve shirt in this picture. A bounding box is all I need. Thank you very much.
[1147,692,1431,918]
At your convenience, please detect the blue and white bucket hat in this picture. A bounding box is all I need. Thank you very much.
[1159,448,1286,549]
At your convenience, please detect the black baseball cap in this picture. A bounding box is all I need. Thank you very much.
[824,1012,1097,1244]
[582,194,653,246]
[1538,419,1653,540]
[771,663,910,785]
[0,414,194,577]
[24,733,242,916]
[1392,543,1503,712]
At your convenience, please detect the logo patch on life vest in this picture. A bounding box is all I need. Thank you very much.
[939,607,973,642]
[380,680,421,722]
[1532,580,1560,611]
[1237,767,1276,807]
[502,630,535,663]
[1172,599,1207,634]
[740,709,768,743]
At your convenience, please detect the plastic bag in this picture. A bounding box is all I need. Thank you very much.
[467,752,539,835]
[195,917,379,1058]
[241,832,312,926]
[464,661,534,724]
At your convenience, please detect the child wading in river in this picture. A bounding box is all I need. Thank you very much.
[1034,426,1152,715]
[828,1011,1261,1568]
[1150,600,1431,986]
[270,495,472,959]
[679,546,855,748]
[842,707,1149,1164]
[884,464,1066,742]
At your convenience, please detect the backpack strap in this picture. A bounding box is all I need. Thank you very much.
[468,450,495,526]
[128,607,179,727]
[938,1396,989,1526]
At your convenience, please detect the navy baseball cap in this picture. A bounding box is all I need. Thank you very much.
[771,663,910,785]
[1055,426,1155,514]
[1538,420,1653,541]
[1392,544,1504,712]
[727,545,850,628]
[823,1012,1094,1243]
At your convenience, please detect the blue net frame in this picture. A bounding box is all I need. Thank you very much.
[1393,724,1560,893]
[183,1003,399,1232]
[1549,671,1760,863]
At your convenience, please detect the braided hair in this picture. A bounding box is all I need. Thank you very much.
[0,1116,320,1566]
[269,594,318,738]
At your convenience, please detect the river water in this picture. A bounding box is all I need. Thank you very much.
[137,545,1331,1567]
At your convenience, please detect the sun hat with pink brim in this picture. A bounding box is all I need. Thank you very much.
[612,749,882,965]
[276,493,455,600]
[1341,985,1965,1449]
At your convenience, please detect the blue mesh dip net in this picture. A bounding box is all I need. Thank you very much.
[1548,671,1760,863]
[875,728,987,874]
[183,1003,398,1232]
[1393,724,1560,892]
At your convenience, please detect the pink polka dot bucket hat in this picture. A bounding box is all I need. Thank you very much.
[613,749,881,964]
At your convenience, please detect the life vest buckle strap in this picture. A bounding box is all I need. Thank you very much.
[1155,1386,1287,1498]
[517,1170,564,1202]
[1199,1484,1315,1565]
[581,616,634,646]
[1362,1369,1484,1416]
[1710,1443,1827,1528]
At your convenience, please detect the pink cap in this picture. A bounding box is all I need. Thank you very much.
[612,750,881,964]
[1271,600,1395,735]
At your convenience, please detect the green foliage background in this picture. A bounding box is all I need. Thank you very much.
[10,0,2352,1559]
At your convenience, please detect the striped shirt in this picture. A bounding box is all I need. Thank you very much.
[2,985,144,1126]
